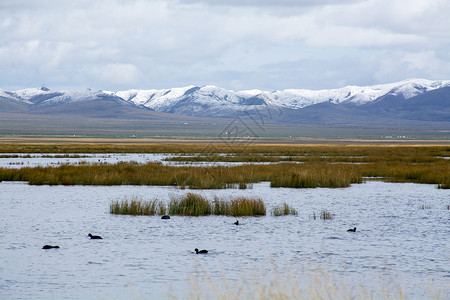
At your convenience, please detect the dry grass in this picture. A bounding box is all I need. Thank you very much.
[112,194,267,217]
[110,196,165,215]
[169,193,212,216]
[185,262,449,300]
[270,202,298,216]
[1,142,449,157]
[1,143,448,189]
[1,160,448,188]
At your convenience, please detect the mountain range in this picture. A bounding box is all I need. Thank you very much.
[1,79,449,127]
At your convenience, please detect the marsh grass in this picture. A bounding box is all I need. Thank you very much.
[165,154,446,164]
[111,194,266,217]
[1,144,448,189]
[320,210,333,220]
[212,196,266,216]
[270,165,363,188]
[2,143,449,158]
[230,197,266,216]
[271,202,298,216]
[110,196,165,216]
[169,193,211,216]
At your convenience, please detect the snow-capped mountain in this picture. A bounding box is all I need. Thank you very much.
[1,79,449,124]
[110,79,450,115]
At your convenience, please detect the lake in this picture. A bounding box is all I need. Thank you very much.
[0,179,448,299]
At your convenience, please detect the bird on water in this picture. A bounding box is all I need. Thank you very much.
[195,248,208,254]
[42,245,60,249]
[88,233,103,239]
[347,227,356,232]
[234,220,239,225]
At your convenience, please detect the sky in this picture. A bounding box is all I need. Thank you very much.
[1,0,449,92]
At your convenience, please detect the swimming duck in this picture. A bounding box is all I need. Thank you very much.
[194,248,208,254]
[161,215,171,219]
[234,220,239,225]
[88,233,103,239]
[347,227,356,232]
[42,245,60,249]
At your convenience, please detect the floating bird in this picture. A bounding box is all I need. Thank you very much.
[234,220,239,225]
[194,248,208,254]
[88,233,103,239]
[347,227,356,232]
[42,245,60,249]
[161,215,171,219]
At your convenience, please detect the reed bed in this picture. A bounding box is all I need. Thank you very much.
[165,154,446,164]
[169,193,212,216]
[1,143,448,188]
[229,197,266,216]
[270,164,363,188]
[1,143,449,157]
[1,159,448,188]
[111,194,266,217]
[110,196,165,215]
[270,202,298,216]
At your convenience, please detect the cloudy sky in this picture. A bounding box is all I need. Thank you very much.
[1,0,449,91]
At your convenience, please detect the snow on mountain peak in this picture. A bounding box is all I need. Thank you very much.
[3,79,449,115]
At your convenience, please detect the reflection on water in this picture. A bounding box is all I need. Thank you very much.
[0,181,448,299]
[0,153,272,168]
[0,153,172,169]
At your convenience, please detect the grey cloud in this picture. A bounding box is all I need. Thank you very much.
[0,0,449,91]
[173,0,361,7]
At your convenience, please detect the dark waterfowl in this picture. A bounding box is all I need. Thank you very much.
[88,233,103,239]
[234,220,239,225]
[194,248,208,254]
[161,215,171,219]
[42,245,60,249]
[347,227,356,232]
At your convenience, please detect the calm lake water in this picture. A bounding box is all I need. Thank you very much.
[0,179,449,299]
[0,153,172,168]
[0,153,268,168]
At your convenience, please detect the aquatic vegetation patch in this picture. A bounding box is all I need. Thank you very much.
[110,196,165,216]
[112,194,266,217]
[320,210,334,220]
[169,193,212,216]
[270,165,363,188]
[229,197,266,217]
[1,143,448,189]
[270,202,298,216]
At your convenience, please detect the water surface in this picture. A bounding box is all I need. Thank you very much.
[0,181,448,299]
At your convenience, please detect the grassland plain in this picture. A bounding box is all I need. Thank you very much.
[0,142,448,188]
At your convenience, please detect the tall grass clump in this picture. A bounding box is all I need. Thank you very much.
[270,164,363,188]
[230,197,266,217]
[110,196,165,215]
[270,202,298,216]
[212,197,230,215]
[168,193,211,216]
[212,196,266,216]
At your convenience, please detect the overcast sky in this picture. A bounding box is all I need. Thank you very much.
[1,0,449,91]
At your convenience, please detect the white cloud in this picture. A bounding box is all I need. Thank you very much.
[90,63,140,86]
[0,0,449,90]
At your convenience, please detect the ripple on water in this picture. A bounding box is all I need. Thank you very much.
[0,181,449,299]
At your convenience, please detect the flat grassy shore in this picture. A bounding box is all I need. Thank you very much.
[0,142,448,188]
